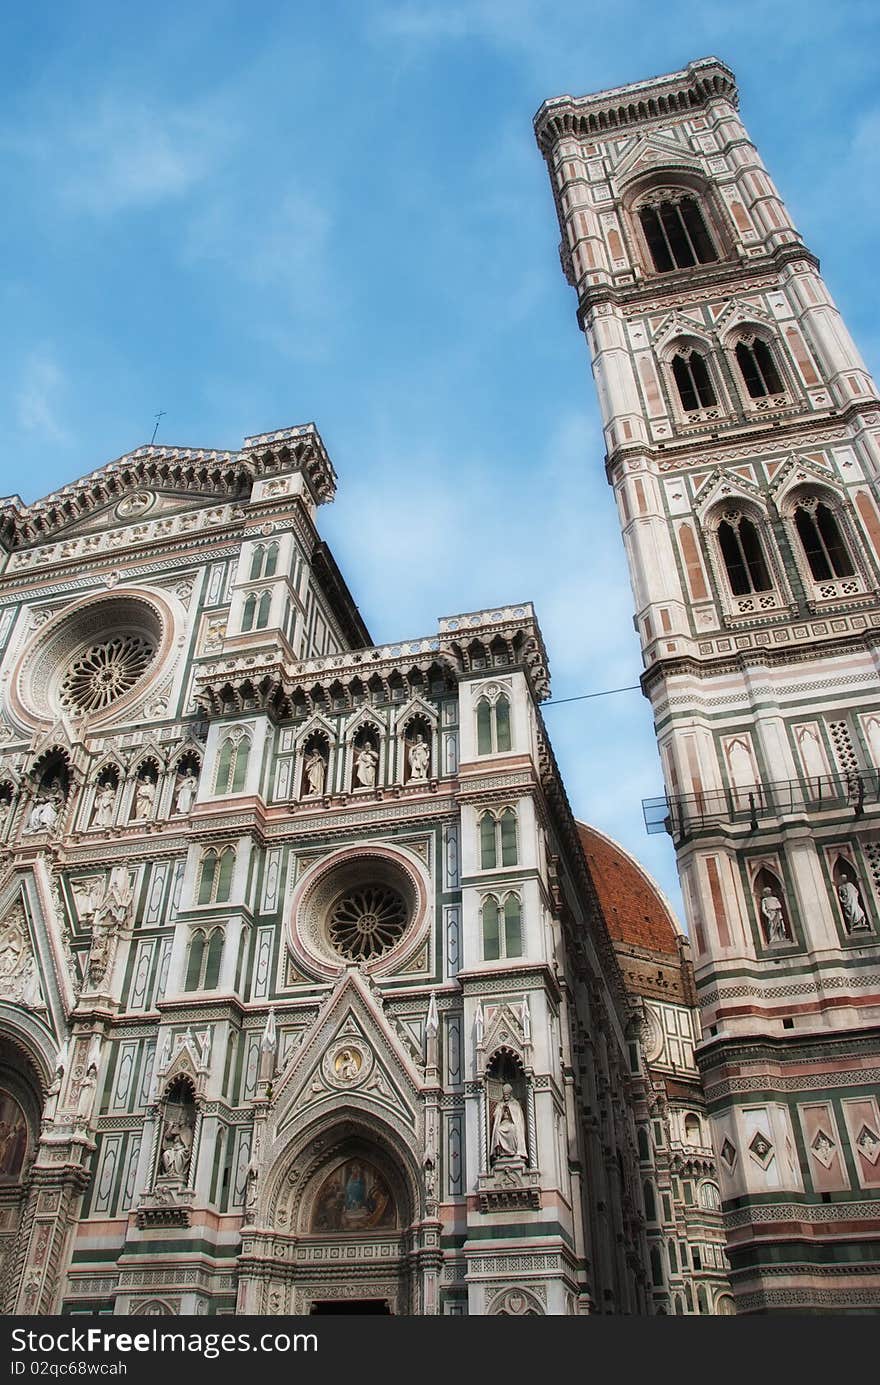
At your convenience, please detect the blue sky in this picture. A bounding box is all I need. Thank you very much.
[2,1,879,917]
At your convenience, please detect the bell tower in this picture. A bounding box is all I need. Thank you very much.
[535,58,880,1313]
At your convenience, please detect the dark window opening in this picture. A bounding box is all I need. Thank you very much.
[794,502,854,580]
[672,352,716,411]
[718,515,772,595]
[735,339,783,398]
[639,197,718,273]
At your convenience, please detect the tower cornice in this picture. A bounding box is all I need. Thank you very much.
[533,57,738,157]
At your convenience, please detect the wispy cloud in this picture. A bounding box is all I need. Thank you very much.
[16,349,70,444]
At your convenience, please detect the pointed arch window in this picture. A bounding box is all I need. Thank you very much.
[481,893,523,961]
[671,351,716,411]
[638,196,718,273]
[249,542,279,581]
[793,499,854,580]
[479,809,519,869]
[476,694,512,755]
[185,926,225,991]
[197,847,235,905]
[717,513,772,595]
[215,733,251,795]
[735,338,783,398]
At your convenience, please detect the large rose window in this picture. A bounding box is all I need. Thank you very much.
[327,884,408,961]
[58,634,157,713]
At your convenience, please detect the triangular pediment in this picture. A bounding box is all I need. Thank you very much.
[693,467,765,518]
[768,453,841,504]
[272,968,424,1139]
[611,131,701,184]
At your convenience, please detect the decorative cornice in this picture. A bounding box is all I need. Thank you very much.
[534,57,738,156]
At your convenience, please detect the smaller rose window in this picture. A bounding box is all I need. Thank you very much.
[327,885,408,961]
[59,634,157,713]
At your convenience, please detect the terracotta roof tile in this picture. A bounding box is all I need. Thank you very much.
[576,821,681,955]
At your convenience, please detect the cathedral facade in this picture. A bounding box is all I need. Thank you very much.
[0,427,728,1315]
[536,57,880,1313]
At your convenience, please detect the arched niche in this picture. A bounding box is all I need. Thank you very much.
[305,1154,398,1234]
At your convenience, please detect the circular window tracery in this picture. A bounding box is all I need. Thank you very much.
[58,633,157,713]
[327,885,408,961]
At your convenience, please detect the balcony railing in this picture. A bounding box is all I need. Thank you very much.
[642,770,880,839]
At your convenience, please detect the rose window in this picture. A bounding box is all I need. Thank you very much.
[327,885,408,961]
[58,634,157,713]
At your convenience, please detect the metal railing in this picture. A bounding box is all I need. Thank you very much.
[642,770,880,839]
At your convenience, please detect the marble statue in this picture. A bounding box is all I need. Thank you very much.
[354,742,379,788]
[304,748,326,797]
[408,733,430,782]
[91,782,117,829]
[490,1083,528,1162]
[25,780,64,833]
[837,878,870,933]
[134,775,156,822]
[760,886,789,943]
[173,770,198,816]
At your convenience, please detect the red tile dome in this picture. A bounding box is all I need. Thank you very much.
[576,821,682,955]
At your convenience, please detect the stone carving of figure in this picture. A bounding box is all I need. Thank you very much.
[87,869,133,987]
[161,1132,191,1180]
[489,1082,528,1163]
[304,748,326,797]
[408,733,430,782]
[91,782,117,829]
[760,886,789,944]
[25,780,64,833]
[134,775,156,822]
[0,798,11,835]
[335,1047,361,1082]
[837,877,870,933]
[354,741,378,788]
[173,770,198,816]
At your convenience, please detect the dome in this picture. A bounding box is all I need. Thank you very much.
[576,821,682,955]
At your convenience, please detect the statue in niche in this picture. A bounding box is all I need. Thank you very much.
[173,768,198,816]
[0,1094,29,1179]
[158,1084,195,1183]
[354,741,379,788]
[489,1083,528,1163]
[91,781,117,829]
[134,773,156,822]
[836,872,870,933]
[25,779,64,834]
[304,748,326,797]
[87,868,133,986]
[0,796,12,834]
[408,732,430,782]
[760,885,789,944]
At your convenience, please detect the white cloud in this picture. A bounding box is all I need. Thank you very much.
[16,350,69,444]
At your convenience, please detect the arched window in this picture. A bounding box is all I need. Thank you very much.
[481,893,523,961]
[697,1286,708,1315]
[249,542,279,581]
[204,928,225,988]
[256,591,272,630]
[735,338,783,398]
[185,927,225,991]
[197,847,235,905]
[638,196,718,273]
[793,499,854,580]
[215,734,251,795]
[674,1295,684,1316]
[717,513,772,595]
[185,931,206,989]
[242,593,257,633]
[684,1113,701,1146]
[644,1180,657,1222]
[672,352,716,410]
[698,1181,721,1210]
[479,809,519,869]
[650,1245,664,1287]
[476,695,512,755]
[637,1127,651,1163]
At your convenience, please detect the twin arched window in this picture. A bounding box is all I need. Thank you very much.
[185,926,224,990]
[717,513,772,595]
[198,847,235,905]
[477,695,512,755]
[249,542,279,581]
[242,591,271,633]
[671,352,716,411]
[670,336,785,417]
[638,196,718,273]
[479,809,518,869]
[482,893,523,961]
[735,339,783,398]
[793,499,854,580]
[215,734,251,795]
